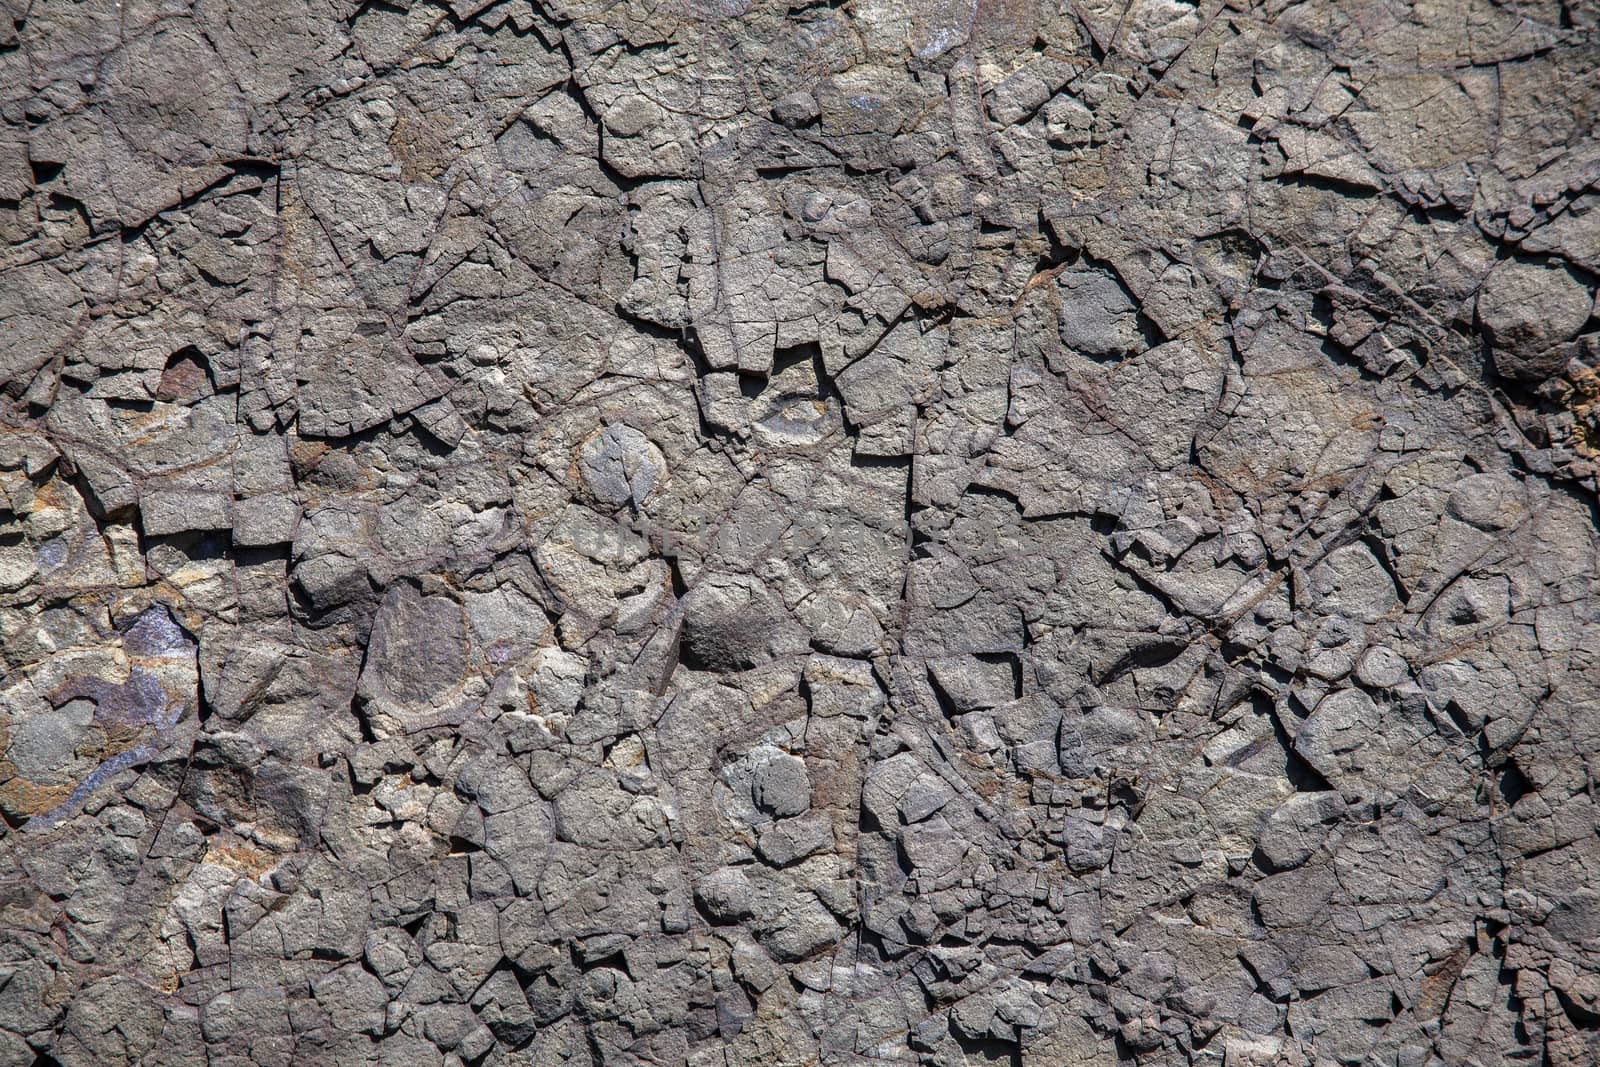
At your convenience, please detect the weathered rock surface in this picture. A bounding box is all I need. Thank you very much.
[3,1,1600,1065]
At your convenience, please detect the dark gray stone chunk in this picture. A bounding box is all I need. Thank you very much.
[680,574,787,672]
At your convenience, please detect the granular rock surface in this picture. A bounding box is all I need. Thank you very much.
[3,1,1600,1065]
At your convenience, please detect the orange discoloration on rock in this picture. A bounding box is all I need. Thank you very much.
[0,774,75,819]
[205,838,281,882]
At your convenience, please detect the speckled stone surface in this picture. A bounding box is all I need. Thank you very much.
[3,1,1600,1064]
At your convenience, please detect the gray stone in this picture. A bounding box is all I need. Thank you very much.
[751,754,812,818]
[1056,269,1144,359]
[680,574,787,672]
[5,3,1596,1063]
[140,490,232,535]
[757,813,834,867]
[576,424,666,510]
[1478,260,1591,375]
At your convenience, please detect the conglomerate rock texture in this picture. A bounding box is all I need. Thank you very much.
[3,1,1600,1064]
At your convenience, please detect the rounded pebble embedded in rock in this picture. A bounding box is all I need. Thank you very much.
[1355,645,1408,689]
[1446,472,1524,531]
[1478,259,1592,377]
[8,698,94,783]
[0,543,38,591]
[680,574,783,671]
[751,755,811,818]
[576,424,666,510]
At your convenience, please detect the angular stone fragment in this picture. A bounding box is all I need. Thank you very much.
[1056,268,1144,358]
[233,496,301,546]
[140,489,232,535]
[757,813,833,867]
[1258,792,1345,870]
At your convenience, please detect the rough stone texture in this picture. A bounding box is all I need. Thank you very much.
[2,1,1600,1065]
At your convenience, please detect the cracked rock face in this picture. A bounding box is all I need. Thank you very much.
[4,1,1600,1065]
